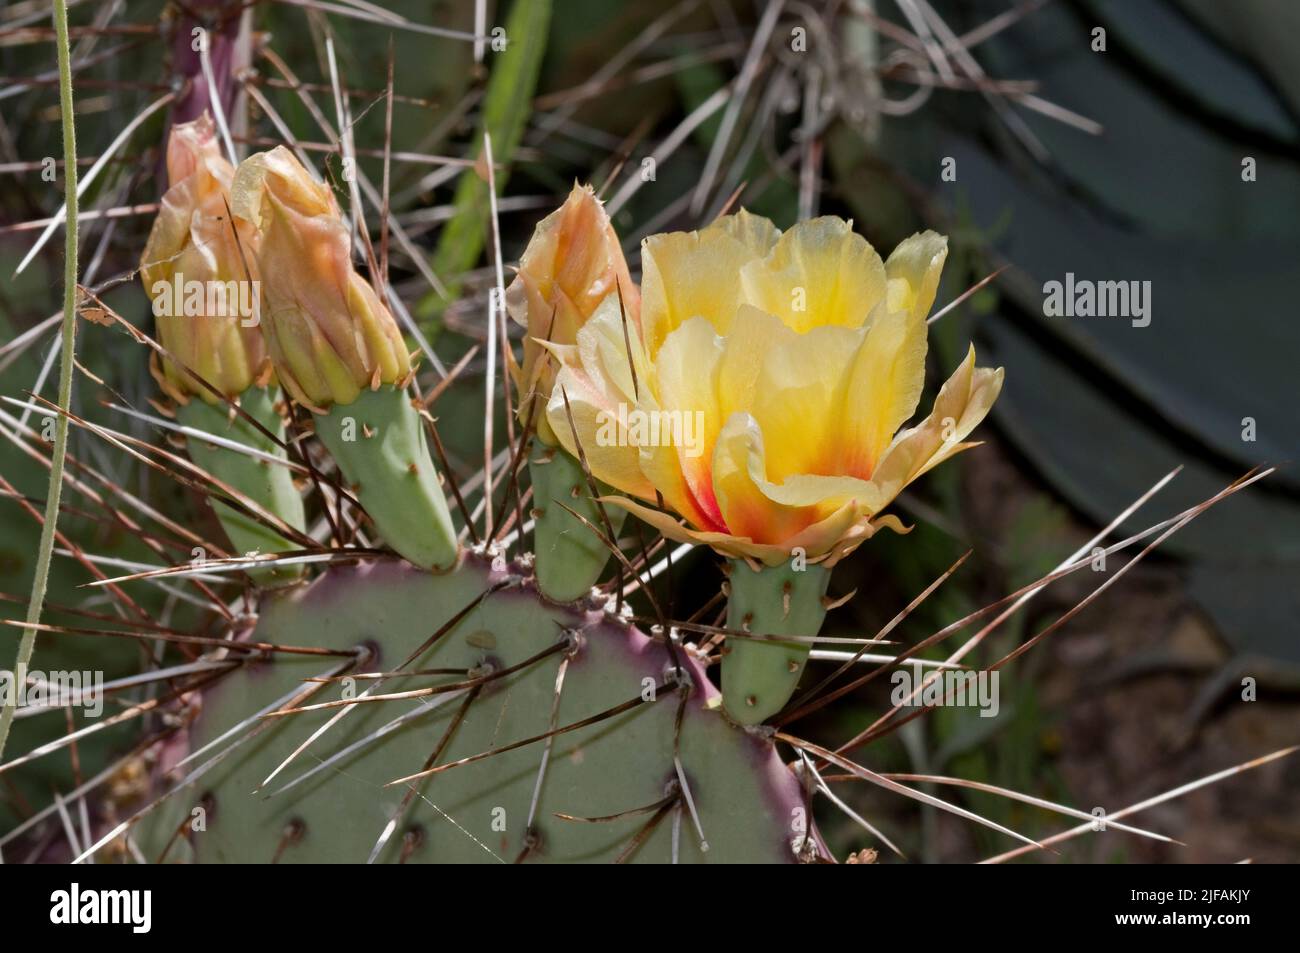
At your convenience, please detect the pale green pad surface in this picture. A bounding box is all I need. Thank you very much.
[140,556,812,863]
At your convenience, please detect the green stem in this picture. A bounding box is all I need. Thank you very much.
[723,559,830,726]
[0,0,77,760]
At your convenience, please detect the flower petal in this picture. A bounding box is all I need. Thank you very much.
[643,316,725,530]
[869,345,1005,498]
[711,413,812,543]
[739,217,887,333]
[545,300,653,499]
[640,213,776,354]
[883,230,947,322]
[837,300,928,478]
[711,207,781,257]
[602,493,906,567]
[738,308,861,481]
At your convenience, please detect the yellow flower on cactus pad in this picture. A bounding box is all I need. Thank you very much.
[139,113,269,403]
[506,183,638,445]
[544,212,1004,567]
[230,146,411,412]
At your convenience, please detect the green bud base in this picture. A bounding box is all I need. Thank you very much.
[314,386,458,571]
[528,446,626,603]
[178,387,306,585]
[723,559,831,726]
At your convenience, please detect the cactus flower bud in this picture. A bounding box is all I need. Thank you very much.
[140,117,305,583]
[506,183,638,445]
[139,114,268,403]
[230,147,456,572]
[508,184,639,601]
[229,146,410,413]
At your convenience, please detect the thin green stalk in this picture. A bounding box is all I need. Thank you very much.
[0,0,78,760]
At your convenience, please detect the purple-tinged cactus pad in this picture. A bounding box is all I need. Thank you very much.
[139,554,821,863]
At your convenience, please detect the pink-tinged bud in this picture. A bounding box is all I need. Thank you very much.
[230,147,410,412]
[140,114,269,403]
[506,183,638,444]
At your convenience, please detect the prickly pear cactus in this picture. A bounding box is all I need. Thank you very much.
[6,0,1288,873]
[138,555,818,864]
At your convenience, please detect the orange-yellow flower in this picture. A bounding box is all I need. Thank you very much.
[139,114,269,403]
[506,183,638,444]
[544,212,1003,566]
[229,146,410,411]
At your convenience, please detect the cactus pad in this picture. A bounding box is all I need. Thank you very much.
[140,554,820,863]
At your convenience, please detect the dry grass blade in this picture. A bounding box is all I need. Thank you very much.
[833,467,1264,758]
[927,266,1007,325]
[781,549,970,722]
[367,686,481,863]
[0,618,359,658]
[613,796,678,863]
[554,794,677,824]
[980,747,1299,864]
[0,724,178,849]
[15,91,172,275]
[266,694,459,798]
[0,665,231,776]
[690,0,784,214]
[252,580,514,789]
[70,657,355,863]
[801,752,905,859]
[876,773,1179,845]
[792,465,1180,729]
[524,653,570,832]
[777,732,1050,853]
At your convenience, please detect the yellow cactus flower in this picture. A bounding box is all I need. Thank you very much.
[544,212,1004,567]
[139,114,269,403]
[229,146,410,412]
[506,183,638,444]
